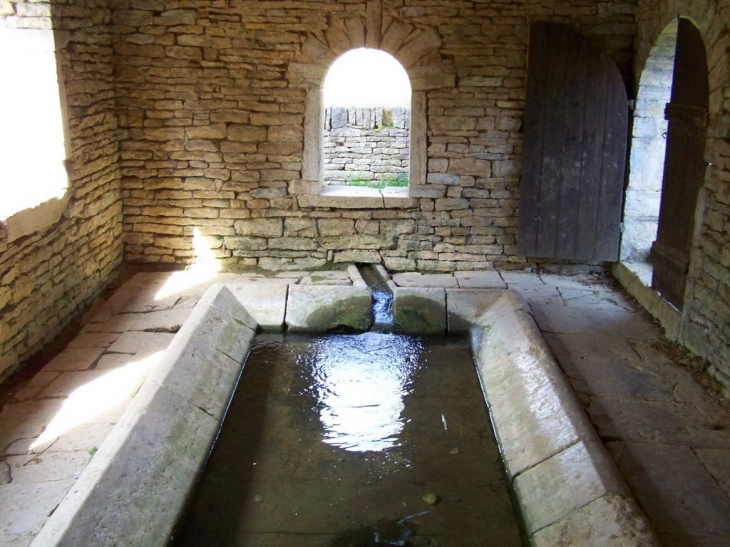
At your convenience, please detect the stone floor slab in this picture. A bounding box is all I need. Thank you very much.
[95,354,137,370]
[38,370,109,398]
[531,305,660,340]
[500,270,546,286]
[0,533,34,547]
[41,348,104,372]
[559,287,635,311]
[0,401,65,454]
[7,450,91,484]
[453,270,507,288]
[607,442,730,545]
[98,313,144,334]
[391,272,459,288]
[543,333,642,363]
[43,423,114,454]
[555,355,676,402]
[66,332,119,349]
[131,308,192,333]
[695,448,730,499]
[106,331,175,357]
[0,480,75,536]
[588,397,730,448]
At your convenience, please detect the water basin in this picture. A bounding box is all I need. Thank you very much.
[171,333,523,546]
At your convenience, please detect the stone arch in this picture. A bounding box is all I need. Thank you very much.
[627,3,729,281]
[287,2,455,197]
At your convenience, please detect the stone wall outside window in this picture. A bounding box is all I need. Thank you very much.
[323,106,410,186]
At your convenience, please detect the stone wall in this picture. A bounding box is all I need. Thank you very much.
[323,106,409,185]
[633,0,730,392]
[0,1,123,380]
[114,0,636,271]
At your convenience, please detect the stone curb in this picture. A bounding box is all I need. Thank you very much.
[471,291,659,546]
[30,282,659,547]
[30,285,257,547]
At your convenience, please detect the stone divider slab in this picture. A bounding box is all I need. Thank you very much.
[31,280,659,547]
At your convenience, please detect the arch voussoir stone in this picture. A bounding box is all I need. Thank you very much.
[394,28,442,68]
[381,20,415,55]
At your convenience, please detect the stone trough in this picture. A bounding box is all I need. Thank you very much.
[31,269,658,547]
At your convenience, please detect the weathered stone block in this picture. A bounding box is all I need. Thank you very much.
[531,494,659,547]
[186,124,227,140]
[234,218,282,237]
[445,289,504,333]
[285,285,371,332]
[334,250,382,263]
[392,287,446,334]
[225,281,288,331]
[224,236,267,251]
[227,125,267,142]
[318,234,396,250]
[449,158,491,176]
[318,218,355,236]
[514,441,631,535]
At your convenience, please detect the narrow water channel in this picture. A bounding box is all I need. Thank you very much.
[170,332,523,546]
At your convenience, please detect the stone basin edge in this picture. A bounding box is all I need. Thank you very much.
[30,282,659,547]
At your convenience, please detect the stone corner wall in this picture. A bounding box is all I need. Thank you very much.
[0,1,123,380]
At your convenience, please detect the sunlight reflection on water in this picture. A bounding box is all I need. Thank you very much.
[298,333,423,452]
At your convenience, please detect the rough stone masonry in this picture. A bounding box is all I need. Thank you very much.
[2,0,730,395]
[323,106,410,186]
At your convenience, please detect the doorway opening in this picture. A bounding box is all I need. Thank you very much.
[621,21,677,268]
[322,48,412,190]
[621,18,708,310]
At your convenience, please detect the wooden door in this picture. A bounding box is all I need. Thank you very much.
[518,23,628,261]
[650,18,708,309]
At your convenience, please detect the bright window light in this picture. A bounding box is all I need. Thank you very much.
[324,48,411,107]
[0,28,69,220]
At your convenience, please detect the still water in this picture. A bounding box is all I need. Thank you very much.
[170,333,523,546]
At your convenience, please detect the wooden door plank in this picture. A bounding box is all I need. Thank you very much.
[535,25,571,256]
[518,23,549,256]
[555,34,588,259]
[518,23,627,262]
[595,66,628,261]
[576,51,609,260]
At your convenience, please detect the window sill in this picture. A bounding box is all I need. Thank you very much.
[1,190,70,243]
[297,185,418,209]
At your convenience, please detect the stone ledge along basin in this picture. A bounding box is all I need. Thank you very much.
[30,271,659,547]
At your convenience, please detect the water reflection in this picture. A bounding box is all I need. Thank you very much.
[300,333,423,452]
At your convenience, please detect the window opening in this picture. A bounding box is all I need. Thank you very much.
[322,48,411,190]
[0,27,69,223]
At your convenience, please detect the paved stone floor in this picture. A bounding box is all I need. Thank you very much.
[1,268,729,546]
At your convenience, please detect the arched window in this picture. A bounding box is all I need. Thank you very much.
[322,48,411,190]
